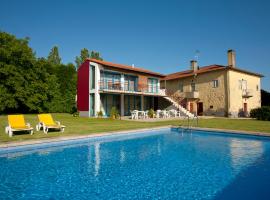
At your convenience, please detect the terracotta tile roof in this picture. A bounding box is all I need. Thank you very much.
[228,66,264,77]
[164,65,263,80]
[88,58,165,77]
[164,65,226,80]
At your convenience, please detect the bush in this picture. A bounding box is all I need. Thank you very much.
[148,108,155,118]
[97,111,103,118]
[110,107,119,119]
[250,106,270,121]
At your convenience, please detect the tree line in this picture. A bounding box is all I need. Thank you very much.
[0,31,102,114]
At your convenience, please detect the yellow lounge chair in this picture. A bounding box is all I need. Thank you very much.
[37,114,65,134]
[5,115,33,137]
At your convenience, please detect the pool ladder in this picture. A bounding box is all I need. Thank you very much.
[180,116,199,133]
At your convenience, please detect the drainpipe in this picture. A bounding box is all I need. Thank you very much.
[226,69,231,117]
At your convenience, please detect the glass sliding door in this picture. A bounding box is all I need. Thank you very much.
[100,71,121,90]
[90,94,95,117]
[124,95,140,116]
[100,94,120,117]
[135,96,141,111]
[144,96,154,110]
[148,78,158,93]
[124,75,138,92]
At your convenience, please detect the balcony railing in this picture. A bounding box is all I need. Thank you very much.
[99,81,162,95]
[99,80,122,91]
[184,91,199,99]
[242,89,253,98]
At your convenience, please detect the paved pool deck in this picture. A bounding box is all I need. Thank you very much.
[122,116,253,122]
[0,126,269,149]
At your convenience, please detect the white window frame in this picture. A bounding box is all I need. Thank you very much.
[213,80,219,88]
[179,82,183,92]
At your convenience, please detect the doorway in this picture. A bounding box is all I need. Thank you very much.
[197,102,203,116]
[243,103,248,113]
[190,103,194,113]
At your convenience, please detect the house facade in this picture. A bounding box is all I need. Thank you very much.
[77,59,166,117]
[161,50,263,117]
[77,50,263,118]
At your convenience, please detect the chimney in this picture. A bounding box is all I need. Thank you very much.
[228,49,236,68]
[190,60,198,71]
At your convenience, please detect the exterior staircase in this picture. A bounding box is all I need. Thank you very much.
[163,94,195,118]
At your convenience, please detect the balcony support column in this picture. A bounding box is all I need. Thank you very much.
[121,94,124,116]
[120,74,125,91]
[141,95,144,110]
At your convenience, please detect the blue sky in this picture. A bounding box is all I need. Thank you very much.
[1,0,270,90]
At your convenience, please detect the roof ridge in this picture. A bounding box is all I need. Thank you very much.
[88,58,165,77]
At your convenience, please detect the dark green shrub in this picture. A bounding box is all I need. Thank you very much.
[110,107,119,119]
[250,106,270,121]
[250,108,260,118]
[97,111,103,118]
[148,108,155,118]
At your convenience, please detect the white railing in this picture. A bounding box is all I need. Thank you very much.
[242,89,253,98]
[158,89,166,96]
[184,91,199,99]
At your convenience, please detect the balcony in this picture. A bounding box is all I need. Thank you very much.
[99,80,122,91]
[98,81,165,96]
[184,91,199,99]
[242,89,253,98]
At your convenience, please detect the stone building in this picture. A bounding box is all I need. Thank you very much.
[161,50,263,117]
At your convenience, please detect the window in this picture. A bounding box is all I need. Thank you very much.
[256,85,259,91]
[213,80,219,88]
[179,83,183,92]
[210,105,213,109]
[90,65,95,89]
[239,79,247,90]
[191,83,196,92]
[125,75,138,91]
[242,80,247,90]
[238,80,242,90]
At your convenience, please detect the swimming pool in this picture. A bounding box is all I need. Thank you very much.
[1,128,270,200]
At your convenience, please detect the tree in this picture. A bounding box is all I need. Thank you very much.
[261,89,270,106]
[75,49,103,69]
[90,50,103,61]
[0,31,36,113]
[56,63,77,113]
[75,48,89,69]
[0,31,77,114]
[47,46,61,65]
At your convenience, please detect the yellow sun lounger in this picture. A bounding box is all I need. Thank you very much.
[37,114,65,134]
[5,115,33,137]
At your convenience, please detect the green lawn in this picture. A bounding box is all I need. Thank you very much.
[1,113,270,143]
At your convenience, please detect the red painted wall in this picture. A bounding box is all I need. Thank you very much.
[77,61,89,111]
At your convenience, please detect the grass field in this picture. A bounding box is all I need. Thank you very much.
[1,113,270,143]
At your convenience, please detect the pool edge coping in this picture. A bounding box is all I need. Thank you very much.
[181,127,270,137]
[0,126,171,149]
[1,126,270,149]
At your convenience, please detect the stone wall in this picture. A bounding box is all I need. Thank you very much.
[164,70,227,116]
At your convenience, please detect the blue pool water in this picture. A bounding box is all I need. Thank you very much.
[1,128,270,200]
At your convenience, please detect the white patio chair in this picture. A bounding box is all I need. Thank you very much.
[169,109,176,117]
[144,110,149,119]
[138,111,146,119]
[163,110,170,118]
[131,110,138,120]
[156,110,161,118]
